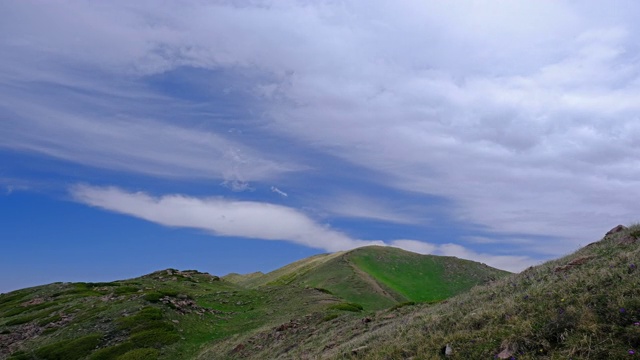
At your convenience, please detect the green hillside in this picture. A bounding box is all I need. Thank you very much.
[347,246,507,302]
[200,224,640,359]
[236,246,509,310]
[0,246,508,360]
[0,269,338,360]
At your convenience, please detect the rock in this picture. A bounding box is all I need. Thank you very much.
[496,348,514,359]
[20,298,46,307]
[606,225,627,236]
[231,343,245,354]
[619,234,638,245]
[351,346,368,355]
[567,256,594,266]
[445,344,453,356]
[555,256,594,272]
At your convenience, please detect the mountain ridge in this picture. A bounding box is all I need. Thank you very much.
[0,245,506,360]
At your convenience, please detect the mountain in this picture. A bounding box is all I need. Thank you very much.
[0,246,506,360]
[226,246,509,310]
[8,226,640,360]
[203,225,640,359]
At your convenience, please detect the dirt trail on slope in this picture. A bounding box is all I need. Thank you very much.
[349,262,400,303]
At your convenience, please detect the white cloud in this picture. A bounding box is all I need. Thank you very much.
[70,184,382,252]
[70,184,535,272]
[390,239,437,255]
[271,186,288,197]
[319,194,425,224]
[389,239,534,273]
[0,91,298,183]
[436,243,534,273]
[4,1,640,261]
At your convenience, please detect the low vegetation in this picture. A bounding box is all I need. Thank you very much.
[2,226,638,359]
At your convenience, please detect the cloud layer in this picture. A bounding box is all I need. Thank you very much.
[71,185,532,272]
[3,1,640,266]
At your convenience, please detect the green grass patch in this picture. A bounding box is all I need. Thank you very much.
[350,247,508,303]
[4,307,60,326]
[116,307,163,332]
[117,348,159,360]
[88,343,135,360]
[388,301,416,311]
[143,292,163,303]
[158,289,179,297]
[128,329,180,348]
[321,313,340,322]
[38,314,62,326]
[114,286,140,295]
[34,333,103,360]
[329,302,363,312]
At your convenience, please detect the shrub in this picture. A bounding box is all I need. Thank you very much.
[389,301,416,311]
[88,343,135,360]
[329,302,363,312]
[143,292,163,303]
[128,329,180,348]
[114,286,139,295]
[321,314,340,322]
[116,307,163,332]
[314,287,333,294]
[158,289,179,297]
[34,333,102,360]
[117,348,159,360]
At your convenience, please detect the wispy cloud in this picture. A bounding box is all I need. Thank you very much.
[70,184,382,252]
[271,186,288,197]
[4,1,639,264]
[319,193,425,224]
[70,184,536,271]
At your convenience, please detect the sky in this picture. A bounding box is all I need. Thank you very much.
[2,1,640,293]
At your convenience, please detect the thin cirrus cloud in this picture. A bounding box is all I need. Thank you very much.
[70,185,534,272]
[3,1,640,265]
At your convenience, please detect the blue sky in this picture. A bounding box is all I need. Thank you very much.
[2,1,640,293]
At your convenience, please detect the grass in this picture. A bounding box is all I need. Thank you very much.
[33,333,103,360]
[192,224,640,359]
[329,302,364,312]
[9,234,632,360]
[349,246,508,302]
[314,225,640,359]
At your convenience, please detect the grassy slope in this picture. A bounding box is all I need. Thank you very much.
[347,246,509,302]
[221,272,264,286]
[0,246,513,360]
[213,225,640,359]
[234,252,345,288]
[0,270,337,360]
[340,226,640,359]
[238,246,509,310]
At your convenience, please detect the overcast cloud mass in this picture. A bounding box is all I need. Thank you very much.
[2,1,640,289]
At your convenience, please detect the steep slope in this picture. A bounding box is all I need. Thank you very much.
[204,225,640,359]
[232,246,509,310]
[229,251,346,288]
